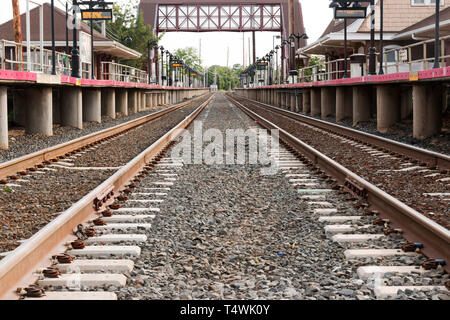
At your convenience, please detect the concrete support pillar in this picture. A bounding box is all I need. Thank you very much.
[25,87,53,136]
[102,88,116,119]
[13,90,26,127]
[336,87,353,122]
[413,84,443,140]
[353,86,371,126]
[158,93,163,105]
[165,92,169,105]
[377,85,400,133]
[117,90,128,116]
[279,92,285,108]
[321,87,336,120]
[140,92,146,111]
[290,93,296,112]
[145,93,152,110]
[82,89,101,123]
[302,89,311,114]
[128,90,138,114]
[296,93,302,113]
[61,87,82,129]
[0,87,7,149]
[311,88,321,116]
[152,93,158,108]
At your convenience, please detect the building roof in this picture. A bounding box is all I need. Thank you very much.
[394,6,450,39]
[0,2,141,59]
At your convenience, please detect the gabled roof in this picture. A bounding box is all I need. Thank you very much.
[0,3,109,42]
[394,6,450,39]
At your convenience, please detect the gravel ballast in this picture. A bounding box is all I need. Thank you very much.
[236,98,449,229]
[109,93,448,300]
[0,95,210,255]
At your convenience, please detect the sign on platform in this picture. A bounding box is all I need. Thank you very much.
[81,9,113,21]
[79,31,92,64]
[399,49,408,62]
[335,7,367,19]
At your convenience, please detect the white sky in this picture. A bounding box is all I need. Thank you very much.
[0,0,333,67]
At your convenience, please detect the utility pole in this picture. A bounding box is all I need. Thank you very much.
[12,0,23,71]
[72,0,80,78]
[252,31,256,64]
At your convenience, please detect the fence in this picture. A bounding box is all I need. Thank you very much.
[297,35,449,83]
[101,62,148,83]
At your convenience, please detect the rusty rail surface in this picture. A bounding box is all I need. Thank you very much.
[230,94,450,171]
[227,94,450,273]
[0,92,211,180]
[0,93,215,300]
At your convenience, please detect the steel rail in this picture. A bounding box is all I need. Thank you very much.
[230,94,450,170]
[0,93,211,181]
[227,94,450,273]
[0,93,216,300]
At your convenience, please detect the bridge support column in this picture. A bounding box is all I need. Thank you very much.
[321,87,335,119]
[25,87,53,136]
[353,86,371,126]
[128,90,138,114]
[82,89,101,123]
[102,88,116,119]
[336,87,353,121]
[302,89,311,114]
[61,87,82,129]
[413,84,443,140]
[311,88,321,116]
[0,86,7,149]
[116,89,128,116]
[377,85,400,133]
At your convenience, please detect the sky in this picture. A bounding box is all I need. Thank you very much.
[0,0,333,67]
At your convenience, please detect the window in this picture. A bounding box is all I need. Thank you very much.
[411,0,444,6]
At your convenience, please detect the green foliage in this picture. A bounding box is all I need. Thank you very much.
[173,47,203,72]
[106,0,160,70]
[206,64,243,91]
[2,187,12,192]
[302,55,323,82]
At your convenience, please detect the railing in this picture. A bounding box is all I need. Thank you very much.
[298,58,351,83]
[0,39,93,79]
[382,34,450,74]
[296,35,450,83]
[101,61,148,83]
[0,39,72,76]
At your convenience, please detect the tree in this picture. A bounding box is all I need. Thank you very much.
[106,0,160,70]
[173,47,203,72]
[206,64,242,91]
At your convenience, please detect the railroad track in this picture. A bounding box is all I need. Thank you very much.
[226,93,449,292]
[227,93,449,267]
[0,93,215,299]
[0,93,213,254]
[0,92,448,300]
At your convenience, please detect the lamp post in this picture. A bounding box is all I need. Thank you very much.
[160,46,165,85]
[71,0,80,78]
[378,0,384,75]
[433,0,441,69]
[281,39,288,83]
[51,0,56,75]
[368,0,376,75]
[289,34,298,83]
[275,45,280,84]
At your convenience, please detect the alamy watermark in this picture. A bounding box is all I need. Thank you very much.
[170,121,280,176]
